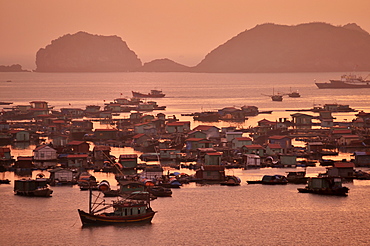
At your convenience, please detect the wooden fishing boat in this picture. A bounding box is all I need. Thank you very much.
[78,190,156,226]
[297,177,349,196]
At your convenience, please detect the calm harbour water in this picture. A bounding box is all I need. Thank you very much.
[1,72,370,245]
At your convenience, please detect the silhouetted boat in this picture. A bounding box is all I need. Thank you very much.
[132,90,165,98]
[315,74,370,89]
[262,88,283,101]
[287,91,301,97]
[271,95,283,101]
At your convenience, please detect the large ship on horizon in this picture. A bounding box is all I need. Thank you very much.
[315,74,370,89]
[132,89,165,98]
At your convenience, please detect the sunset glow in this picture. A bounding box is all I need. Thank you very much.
[1,0,369,69]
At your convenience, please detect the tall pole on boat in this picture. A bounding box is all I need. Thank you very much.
[89,185,92,214]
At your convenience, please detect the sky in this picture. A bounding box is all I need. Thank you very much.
[1,0,370,70]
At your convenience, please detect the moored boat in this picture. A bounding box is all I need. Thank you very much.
[0,179,11,184]
[288,91,301,97]
[220,175,241,186]
[78,190,156,226]
[286,171,308,184]
[247,175,288,185]
[271,95,283,101]
[78,174,99,190]
[147,186,172,197]
[14,178,53,197]
[297,176,349,196]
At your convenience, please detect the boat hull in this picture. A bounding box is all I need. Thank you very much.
[297,187,348,196]
[316,80,370,89]
[132,91,165,98]
[15,188,53,197]
[78,209,156,225]
[247,180,288,185]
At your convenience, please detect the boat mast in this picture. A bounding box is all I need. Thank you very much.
[89,185,92,214]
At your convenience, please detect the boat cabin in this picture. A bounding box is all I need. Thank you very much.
[307,177,344,190]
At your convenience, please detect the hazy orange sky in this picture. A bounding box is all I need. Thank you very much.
[1,0,369,70]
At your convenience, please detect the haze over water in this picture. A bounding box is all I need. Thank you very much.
[1,72,370,245]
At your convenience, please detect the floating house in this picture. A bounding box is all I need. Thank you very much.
[279,155,297,167]
[353,152,370,167]
[192,125,220,139]
[225,132,243,142]
[140,165,163,180]
[14,156,33,168]
[268,135,292,151]
[195,165,225,181]
[119,154,138,175]
[0,147,12,165]
[290,113,314,129]
[132,134,152,147]
[204,152,222,165]
[243,154,261,168]
[326,162,355,178]
[166,121,191,133]
[265,143,283,155]
[33,145,58,167]
[48,168,74,185]
[94,129,118,140]
[231,137,252,149]
[187,130,208,139]
[241,144,265,157]
[9,130,30,142]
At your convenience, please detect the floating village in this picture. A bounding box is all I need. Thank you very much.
[2,87,370,225]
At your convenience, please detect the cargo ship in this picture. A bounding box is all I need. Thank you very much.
[315,74,370,89]
[132,89,165,98]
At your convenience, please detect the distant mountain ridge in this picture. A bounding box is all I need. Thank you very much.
[30,22,370,73]
[35,32,142,72]
[194,22,370,73]
[0,64,29,72]
[136,58,191,72]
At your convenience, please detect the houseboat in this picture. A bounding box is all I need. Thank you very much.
[14,178,53,197]
[297,177,349,196]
